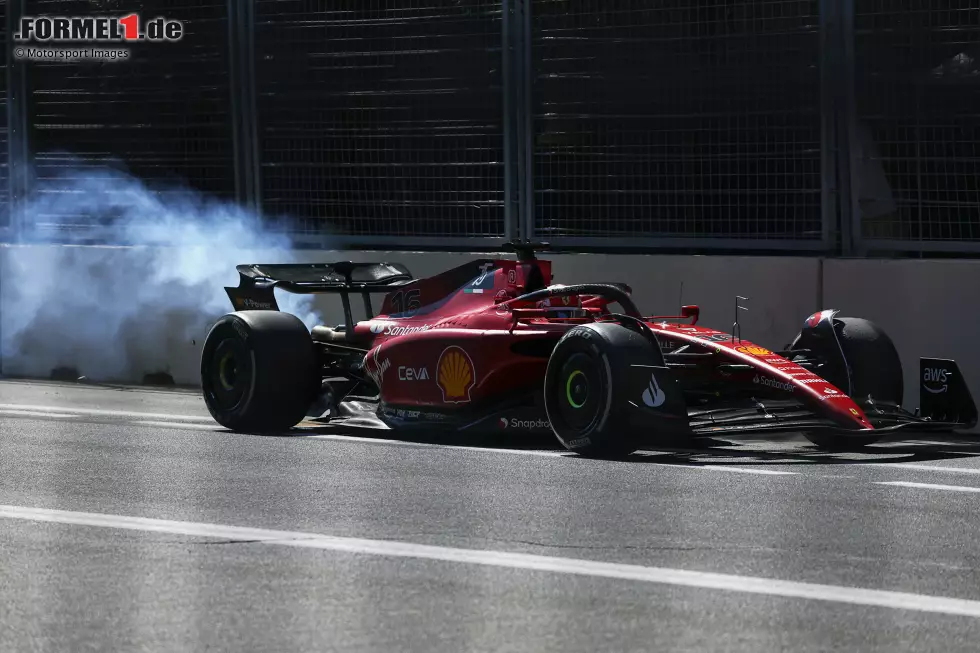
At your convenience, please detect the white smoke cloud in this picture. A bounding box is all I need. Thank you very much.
[0,163,323,383]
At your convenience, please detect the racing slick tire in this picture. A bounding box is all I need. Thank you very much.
[201,311,318,432]
[544,322,664,458]
[791,316,903,451]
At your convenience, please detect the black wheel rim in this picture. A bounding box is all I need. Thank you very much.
[555,352,602,432]
[205,337,251,411]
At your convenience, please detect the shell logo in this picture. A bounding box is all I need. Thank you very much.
[735,345,772,356]
[437,346,475,403]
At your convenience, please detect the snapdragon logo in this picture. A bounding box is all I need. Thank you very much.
[368,321,432,336]
[752,375,794,392]
[499,417,551,430]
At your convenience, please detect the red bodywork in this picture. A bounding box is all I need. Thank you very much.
[356,258,872,432]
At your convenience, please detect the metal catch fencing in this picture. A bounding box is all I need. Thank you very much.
[847,0,980,253]
[2,0,978,255]
[7,0,236,241]
[252,0,508,246]
[0,0,10,229]
[530,0,827,250]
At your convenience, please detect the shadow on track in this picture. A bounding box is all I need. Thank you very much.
[262,420,980,468]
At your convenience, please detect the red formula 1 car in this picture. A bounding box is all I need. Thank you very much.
[201,243,977,456]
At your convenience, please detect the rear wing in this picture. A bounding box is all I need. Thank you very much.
[225,262,415,332]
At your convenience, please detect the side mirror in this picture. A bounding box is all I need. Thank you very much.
[681,305,700,325]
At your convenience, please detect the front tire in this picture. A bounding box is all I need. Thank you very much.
[544,322,666,458]
[791,316,903,450]
[201,311,318,432]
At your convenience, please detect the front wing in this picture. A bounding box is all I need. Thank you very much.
[685,400,971,438]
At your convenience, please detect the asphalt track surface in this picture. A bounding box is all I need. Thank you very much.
[5,380,980,651]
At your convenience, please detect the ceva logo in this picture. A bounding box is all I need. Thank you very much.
[398,366,429,381]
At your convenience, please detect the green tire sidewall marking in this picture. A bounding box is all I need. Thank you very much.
[566,369,586,408]
[218,351,236,390]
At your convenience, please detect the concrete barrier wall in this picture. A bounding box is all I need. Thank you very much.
[822,259,980,413]
[0,245,974,422]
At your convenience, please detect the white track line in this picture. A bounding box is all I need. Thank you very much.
[863,463,980,475]
[0,404,214,423]
[306,434,797,472]
[0,403,796,475]
[0,409,79,419]
[3,504,980,618]
[877,481,980,494]
[306,433,573,457]
[132,421,225,431]
[674,465,797,476]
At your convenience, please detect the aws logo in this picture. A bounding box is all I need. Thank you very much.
[923,367,951,394]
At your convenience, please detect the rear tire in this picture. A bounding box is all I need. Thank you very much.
[791,316,903,451]
[201,311,318,432]
[544,322,665,458]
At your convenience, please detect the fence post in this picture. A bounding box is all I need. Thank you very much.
[834,0,860,256]
[227,0,262,216]
[518,0,534,241]
[507,0,535,242]
[7,0,29,236]
[502,0,516,241]
[3,0,29,376]
[502,0,536,244]
[819,0,838,253]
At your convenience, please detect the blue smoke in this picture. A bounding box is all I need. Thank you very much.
[0,163,323,383]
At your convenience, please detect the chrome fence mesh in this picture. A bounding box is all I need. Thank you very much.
[852,1,980,247]
[21,0,235,240]
[530,0,825,244]
[0,0,9,229]
[254,0,506,241]
[5,0,979,254]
